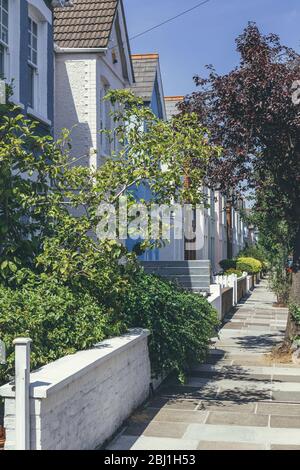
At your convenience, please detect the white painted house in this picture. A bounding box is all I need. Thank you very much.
[53,0,134,168]
[160,96,246,272]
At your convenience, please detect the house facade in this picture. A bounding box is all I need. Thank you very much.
[0,0,54,131]
[131,53,166,121]
[128,53,167,261]
[159,96,246,272]
[53,0,134,168]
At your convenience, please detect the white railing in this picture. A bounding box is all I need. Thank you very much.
[213,272,248,307]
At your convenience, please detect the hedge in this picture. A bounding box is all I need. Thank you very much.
[0,270,219,385]
[219,259,237,271]
[237,257,262,275]
[123,272,219,380]
[224,269,243,278]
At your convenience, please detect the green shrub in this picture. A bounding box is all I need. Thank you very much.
[0,268,219,386]
[237,257,262,274]
[123,272,219,380]
[0,275,120,385]
[219,259,237,271]
[224,269,243,278]
[291,305,300,325]
[238,246,266,265]
[236,261,253,274]
[239,247,269,272]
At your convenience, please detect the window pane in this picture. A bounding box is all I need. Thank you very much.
[0,0,9,46]
[28,17,38,66]
[2,10,7,28]
[0,44,4,78]
[28,65,34,108]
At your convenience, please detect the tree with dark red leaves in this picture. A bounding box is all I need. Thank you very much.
[180,22,300,340]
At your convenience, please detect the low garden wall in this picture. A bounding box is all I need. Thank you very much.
[222,287,234,318]
[0,329,151,450]
[237,277,247,302]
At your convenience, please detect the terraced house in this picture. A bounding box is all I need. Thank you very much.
[0,0,55,132]
[53,0,134,168]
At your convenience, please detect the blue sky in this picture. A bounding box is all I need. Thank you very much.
[124,0,300,96]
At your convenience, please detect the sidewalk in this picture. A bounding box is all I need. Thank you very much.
[107,280,300,450]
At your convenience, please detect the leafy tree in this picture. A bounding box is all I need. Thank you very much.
[181,23,300,340]
[0,90,219,284]
[0,90,220,383]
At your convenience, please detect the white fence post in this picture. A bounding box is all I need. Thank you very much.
[0,340,5,365]
[227,274,238,306]
[246,275,251,293]
[13,338,32,450]
[0,80,6,105]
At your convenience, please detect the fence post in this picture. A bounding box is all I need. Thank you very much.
[234,275,238,305]
[13,338,32,450]
[228,274,238,306]
[0,80,6,105]
[246,275,251,293]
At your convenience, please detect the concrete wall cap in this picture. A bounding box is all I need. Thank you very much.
[0,329,150,400]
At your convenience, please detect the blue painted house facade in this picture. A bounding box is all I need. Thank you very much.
[0,0,54,132]
[129,53,167,261]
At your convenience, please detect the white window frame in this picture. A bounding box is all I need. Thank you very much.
[0,0,8,46]
[0,0,21,105]
[27,16,38,109]
[0,0,9,79]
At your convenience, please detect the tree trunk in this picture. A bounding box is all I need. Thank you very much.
[285,226,300,342]
[226,201,233,260]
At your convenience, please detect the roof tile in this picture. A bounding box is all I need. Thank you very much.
[54,0,119,49]
[131,55,159,101]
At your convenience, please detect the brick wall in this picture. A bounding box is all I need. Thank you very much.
[1,330,151,450]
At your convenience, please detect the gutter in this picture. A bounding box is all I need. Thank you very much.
[55,46,107,54]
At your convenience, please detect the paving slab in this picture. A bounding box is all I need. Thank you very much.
[131,436,199,450]
[183,424,300,446]
[256,403,300,416]
[206,411,269,427]
[106,279,300,451]
[270,415,300,428]
[271,445,300,450]
[197,441,266,450]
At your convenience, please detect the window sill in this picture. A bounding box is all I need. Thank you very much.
[27,107,52,127]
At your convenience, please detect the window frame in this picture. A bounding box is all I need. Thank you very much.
[0,43,5,77]
[0,0,8,47]
[0,0,8,79]
[27,15,39,110]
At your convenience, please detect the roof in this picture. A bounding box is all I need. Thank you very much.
[53,0,119,49]
[164,96,184,120]
[131,54,159,102]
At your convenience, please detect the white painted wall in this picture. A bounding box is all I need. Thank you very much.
[0,330,151,450]
[54,13,133,169]
[6,0,20,105]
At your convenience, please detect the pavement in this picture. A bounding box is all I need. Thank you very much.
[107,279,300,450]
